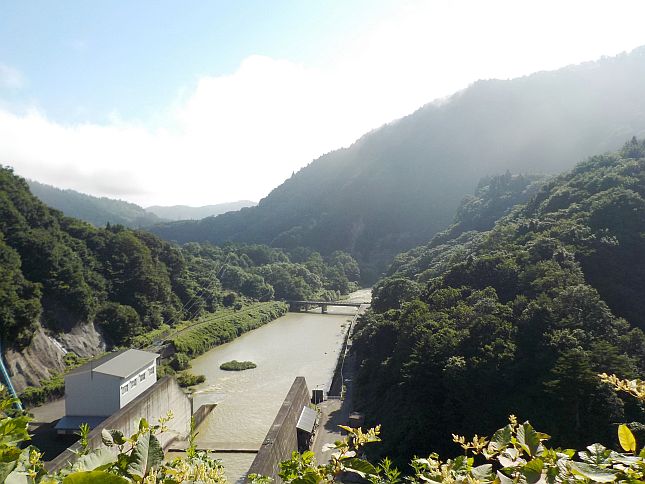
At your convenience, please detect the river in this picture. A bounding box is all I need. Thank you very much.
[189,289,370,482]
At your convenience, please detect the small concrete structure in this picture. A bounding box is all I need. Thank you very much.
[55,349,158,433]
[296,406,318,452]
[311,388,324,404]
[247,377,311,483]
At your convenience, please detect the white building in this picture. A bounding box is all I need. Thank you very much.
[56,349,158,433]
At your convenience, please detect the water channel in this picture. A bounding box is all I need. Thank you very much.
[189,289,370,482]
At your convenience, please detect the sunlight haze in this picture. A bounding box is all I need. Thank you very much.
[2,0,645,206]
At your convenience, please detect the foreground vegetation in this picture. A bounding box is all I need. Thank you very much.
[353,140,645,462]
[2,374,644,483]
[266,374,645,483]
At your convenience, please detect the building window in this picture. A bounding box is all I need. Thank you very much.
[121,385,128,395]
[139,372,146,382]
[130,379,137,389]
[148,366,154,376]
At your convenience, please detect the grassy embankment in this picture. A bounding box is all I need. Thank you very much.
[163,301,287,387]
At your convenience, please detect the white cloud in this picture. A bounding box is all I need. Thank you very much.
[0,64,24,89]
[2,0,645,206]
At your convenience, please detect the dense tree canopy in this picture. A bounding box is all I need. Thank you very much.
[353,140,645,464]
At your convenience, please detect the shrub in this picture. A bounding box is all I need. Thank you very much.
[220,360,257,371]
[170,352,191,371]
[19,374,64,407]
[176,372,206,388]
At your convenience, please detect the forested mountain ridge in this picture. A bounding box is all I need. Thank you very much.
[0,167,360,390]
[27,180,254,228]
[353,139,645,463]
[146,201,256,220]
[151,47,645,282]
[27,179,165,228]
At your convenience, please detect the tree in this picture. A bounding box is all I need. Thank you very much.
[95,302,142,346]
[371,277,421,312]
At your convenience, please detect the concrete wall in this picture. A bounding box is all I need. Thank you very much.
[64,362,157,417]
[120,362,157,407]
[193,404,216,429]
[247,377,310,483]
[65,371,121,417]
[47,376,192,471]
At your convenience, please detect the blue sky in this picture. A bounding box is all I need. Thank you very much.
[2,0,645,206]
[1,0,395,123]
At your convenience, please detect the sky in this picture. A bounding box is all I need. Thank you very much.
[2,0,645,207]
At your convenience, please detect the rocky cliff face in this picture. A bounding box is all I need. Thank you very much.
[5,322,106,392]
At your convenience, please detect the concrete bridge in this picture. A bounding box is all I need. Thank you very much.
[286,300,368,314]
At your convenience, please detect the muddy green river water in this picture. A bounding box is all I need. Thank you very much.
[189,289,370,482]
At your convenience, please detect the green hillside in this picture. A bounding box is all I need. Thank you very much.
[151,47,645,282]
[352,139,645,462]
[27,179,164,228]
[0,167,360,353]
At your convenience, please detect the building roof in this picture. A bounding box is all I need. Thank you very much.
[93,349,158,378]
[68,349,158,379]
[296,406,317,434]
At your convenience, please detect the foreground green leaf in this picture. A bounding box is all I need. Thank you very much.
[127,431,163,478]
[569,462,617,482]
[342,457,378,477]
[63,470,129,484]
[617,424,636,453]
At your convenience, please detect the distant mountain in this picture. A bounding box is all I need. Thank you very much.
[27,180,253,228]
[27,180,164,228]
[150,47,645,282]
[146,201,256,220]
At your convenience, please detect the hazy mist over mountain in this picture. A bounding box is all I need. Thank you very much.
[151,47,645,281]
[146,201,256,221]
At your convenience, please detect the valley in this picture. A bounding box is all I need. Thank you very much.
[0,24,644,482]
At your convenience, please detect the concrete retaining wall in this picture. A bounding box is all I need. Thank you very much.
[47,376,191,471]
[247,377,310,482]
[193,404,216,428]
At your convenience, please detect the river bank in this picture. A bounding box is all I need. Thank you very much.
[312,300,369,464]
